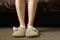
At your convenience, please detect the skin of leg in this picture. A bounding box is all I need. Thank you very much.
[15,0,25,26]
[28,0,38,26]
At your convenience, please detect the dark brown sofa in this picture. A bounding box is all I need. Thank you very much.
[0,0,60,27]
[0,0,60,12]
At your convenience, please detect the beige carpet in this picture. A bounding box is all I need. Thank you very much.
[0,27,60,40]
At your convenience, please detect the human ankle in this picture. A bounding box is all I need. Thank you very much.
[27,24,33,29]
[27,24,33,27]
[19,25,26,28]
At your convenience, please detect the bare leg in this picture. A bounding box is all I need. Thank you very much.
[13,0,38,37]
[28,0,38,26]
[26,0,38,36]
[12,0,26,36]
[15,0,25,26]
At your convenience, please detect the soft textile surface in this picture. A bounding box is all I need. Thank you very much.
[0,0,60,9]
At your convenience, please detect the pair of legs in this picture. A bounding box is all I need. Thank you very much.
[15,0,38,27]
[12,0,38,37]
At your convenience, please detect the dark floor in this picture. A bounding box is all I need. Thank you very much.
[0,27,60,40]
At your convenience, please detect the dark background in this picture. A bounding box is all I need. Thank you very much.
[0,0,60,27]
[0,10,60,27]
